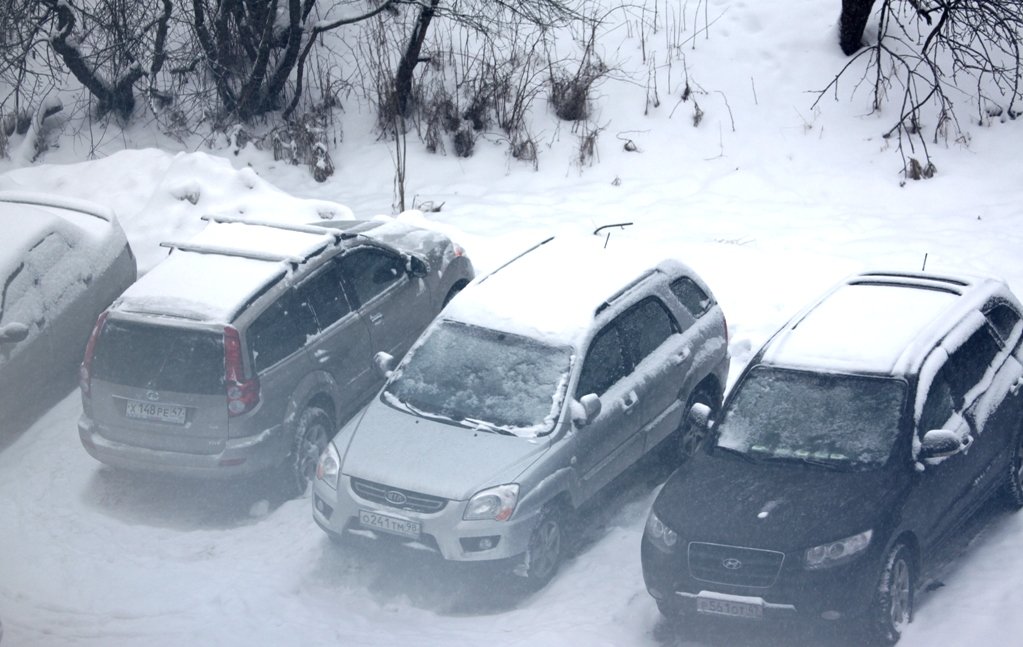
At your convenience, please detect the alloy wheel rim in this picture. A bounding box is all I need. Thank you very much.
[532,520,561,579]
[889,557,911,629]
[299,423,328,482]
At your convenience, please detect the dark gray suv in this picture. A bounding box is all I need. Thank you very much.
[78,215,473,496]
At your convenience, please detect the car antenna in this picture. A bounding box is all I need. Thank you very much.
[593,222,633,248]
[921,253,928,272]
[477,236,554,284]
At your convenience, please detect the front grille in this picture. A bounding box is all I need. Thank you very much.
[688,542,785,588]
[350,478,447,514]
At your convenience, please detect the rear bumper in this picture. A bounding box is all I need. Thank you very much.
[78,415,288,478]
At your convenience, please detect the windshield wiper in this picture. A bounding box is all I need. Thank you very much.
[460,417,515,436]
[712,445,759,463]
[757,454,855,471]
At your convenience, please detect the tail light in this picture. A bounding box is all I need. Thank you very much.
[224,326,260,416]
[79,311,108,397]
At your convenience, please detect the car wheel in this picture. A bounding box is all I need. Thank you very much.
[864,543,913,646]
[673,386,719,464]
[521,505,567,588]
[1004,428,1023,509]
[282,406,332,498]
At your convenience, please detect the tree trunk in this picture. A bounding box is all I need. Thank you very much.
[839,0,876,55]
[395,0,440,117]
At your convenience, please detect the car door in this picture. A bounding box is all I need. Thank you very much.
[298,262,377,420]
[615,296,691,453]
[338,246,434,360]
[574,321,637,500]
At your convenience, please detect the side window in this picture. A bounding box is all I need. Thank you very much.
[339,247,405,306]
[299,263,352,330]
[670,277,713,318]
[986,303,1022,346]
[577,326,628,397]
[248,290,317,372]
[945,325,1002,402]
[920,368,955,432]
[618,297,678,365]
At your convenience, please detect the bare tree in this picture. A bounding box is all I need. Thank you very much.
[822,0,1023,177]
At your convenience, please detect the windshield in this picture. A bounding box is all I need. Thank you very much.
[383,321,573,437]
[714,366,907,469]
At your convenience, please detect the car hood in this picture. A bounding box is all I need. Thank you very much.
[337,400,550,501]
[655,450,904,550]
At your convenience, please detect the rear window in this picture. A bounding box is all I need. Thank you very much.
[91,320,225,394]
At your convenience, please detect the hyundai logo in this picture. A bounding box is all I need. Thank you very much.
[722,558,743,570]
[145,390,160,402]
[385,491,408,505]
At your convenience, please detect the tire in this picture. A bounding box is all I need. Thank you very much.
[1003,428,1023,509]
[281,406,332,499]
[864,543,914,646]
[672,386,720,464]
[521,505,568,588]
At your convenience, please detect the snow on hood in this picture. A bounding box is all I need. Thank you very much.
[338,399,549,501]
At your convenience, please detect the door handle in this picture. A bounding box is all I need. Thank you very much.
[369,312,384,324]
[674,347,691,362]
[313,349,330,362]
[1011,377,1023,395]
[621,390,639,413]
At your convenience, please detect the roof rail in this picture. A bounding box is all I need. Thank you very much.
[477,236,555,284]
[0,190,114,223]
[159,241,307,264]
[595,269,656,315]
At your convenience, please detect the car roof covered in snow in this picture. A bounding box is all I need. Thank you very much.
[440,234,700,348]
[0,191,120,284]
[759,271,1012,376]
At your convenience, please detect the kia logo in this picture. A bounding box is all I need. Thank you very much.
[385,491,408,505]
[146,390,160,402]
[722,558,743,570]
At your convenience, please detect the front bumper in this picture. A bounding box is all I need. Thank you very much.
[641,534,880,622]
[78,415,288,478]
[313,474,539,563]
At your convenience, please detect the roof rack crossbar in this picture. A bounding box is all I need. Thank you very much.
[200,214,343,241]
[160,241,304,264]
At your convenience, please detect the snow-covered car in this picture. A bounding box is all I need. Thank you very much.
[313,235,729,586]
[0,192,136,423]
[642,271,1023,645]
[77,216,474,496]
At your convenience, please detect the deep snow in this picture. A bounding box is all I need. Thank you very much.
[3,0,1023,645]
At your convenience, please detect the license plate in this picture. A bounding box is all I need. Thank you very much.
[125,400,188,425]
[696,594,764,620]
[359,510,421,539]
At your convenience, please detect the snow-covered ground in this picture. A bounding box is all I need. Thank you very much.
[2,0,1023,645]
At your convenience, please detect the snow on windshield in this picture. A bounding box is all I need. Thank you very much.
[383,320,573,437]
[716,366,906,467]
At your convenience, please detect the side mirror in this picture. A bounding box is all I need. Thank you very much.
[407,255,429,278]
[373,351,395,379]
[918,429,963,461]
[574,393,602,426]
[688,402,712,431]
[0,322,29,344]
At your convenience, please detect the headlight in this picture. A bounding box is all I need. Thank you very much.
[315,442,340,489]
[463,484,519,521]
[645,510,679,553]
[805,529,873,569]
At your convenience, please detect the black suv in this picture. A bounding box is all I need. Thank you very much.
[642,271,1023,645]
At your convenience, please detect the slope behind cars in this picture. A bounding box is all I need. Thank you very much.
[78,215,473,496]
[313,236,729,586]
[642,271,1023,645]
[0,192,136,425]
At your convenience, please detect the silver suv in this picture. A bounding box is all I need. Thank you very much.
[78,216,474,496]
[312,236,729,586]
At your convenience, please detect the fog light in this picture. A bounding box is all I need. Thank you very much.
[460,536,501,552]
[821,610,842,621]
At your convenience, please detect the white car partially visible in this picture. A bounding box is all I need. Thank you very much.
[0,192,136,425]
